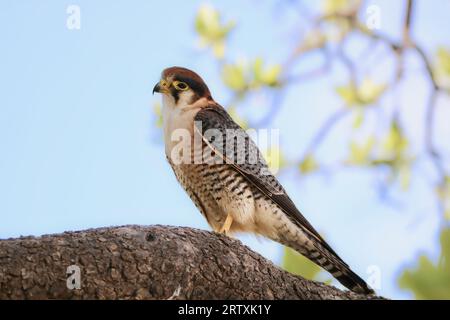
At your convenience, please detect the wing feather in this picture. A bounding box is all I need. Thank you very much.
[194,104,343,259]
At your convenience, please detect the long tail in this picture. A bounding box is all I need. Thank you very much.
[309,242,374,295]
[279,231,374,294]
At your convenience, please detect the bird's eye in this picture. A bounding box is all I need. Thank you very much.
[173,81,189,91]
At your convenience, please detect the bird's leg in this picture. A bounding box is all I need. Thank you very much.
[219,214,233,235]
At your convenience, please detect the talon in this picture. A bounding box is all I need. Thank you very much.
[219,214,233,235]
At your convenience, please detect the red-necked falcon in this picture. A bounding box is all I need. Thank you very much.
[153,66,374,294]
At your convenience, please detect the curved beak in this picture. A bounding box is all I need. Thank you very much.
[152,80,170,95]
[152,82,161,95]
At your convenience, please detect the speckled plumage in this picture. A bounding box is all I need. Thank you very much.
[154,66,374,295]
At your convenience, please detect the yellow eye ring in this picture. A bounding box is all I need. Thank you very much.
[173,81,189,91]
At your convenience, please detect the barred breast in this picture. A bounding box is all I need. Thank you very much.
[167,160,302,245]
[167,159,258,233]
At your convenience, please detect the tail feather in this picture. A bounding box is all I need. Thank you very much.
[316,255,374,294]
[280,232,374,294]
[336,269,374,295]
[307,243,374,294]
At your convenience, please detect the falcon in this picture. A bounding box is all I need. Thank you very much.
[153,66,374,294]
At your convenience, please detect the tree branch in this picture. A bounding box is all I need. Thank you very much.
[0,225,382,300]
[403,0,414,46]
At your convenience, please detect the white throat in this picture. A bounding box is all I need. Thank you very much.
[161,93,208,159]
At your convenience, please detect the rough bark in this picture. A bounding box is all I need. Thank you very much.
[0,225,381,300]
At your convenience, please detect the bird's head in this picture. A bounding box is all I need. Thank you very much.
[153,67,212,108]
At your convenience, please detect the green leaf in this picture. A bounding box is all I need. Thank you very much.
[153,102,163,128]
[336,84,358,106]
[399,165,411,191]
[299,154,319,174]
[261,146,286,174]
[336,78,386,107]
[212,41,225,59]
[437,177,450,221]
[323,0,359,14]
[222,58,281,92]
[398,228,450,299]
[437,47,450,76]
[222,63,247,91]
[282,247,322,280]
[195,4,235,58]
[347,137,375,165]
[252,58,281,87]
[358,78,386,105]
[381,122,408,158]
[352,110,365,129]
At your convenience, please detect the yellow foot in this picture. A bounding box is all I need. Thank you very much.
[218,214,233,235]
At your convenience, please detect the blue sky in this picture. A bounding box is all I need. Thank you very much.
[1,1,449,299]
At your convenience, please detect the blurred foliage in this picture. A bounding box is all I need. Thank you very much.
[188,1,450,297]
[262,146,287,173]
[150,0,450,296]
[190,1,449,296]
[437,177,450,221]
[153,102,163,128]
[222,62,247,91]
[378,122,413,190]
[352,110,365,129]
[336,78,387,107]
[437,47,450,77]
[282,247,322,280]
[299,154,319,174]
[323,0,360,15]
[381,122,408,160]
[195,4,235,58]
[222,58,281,93]
[301,30,327,51]
[436,47,450,89]
[399,228,450,299]
[252,58,282,88]
[347,136,375,165]
[283,247,332,284]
